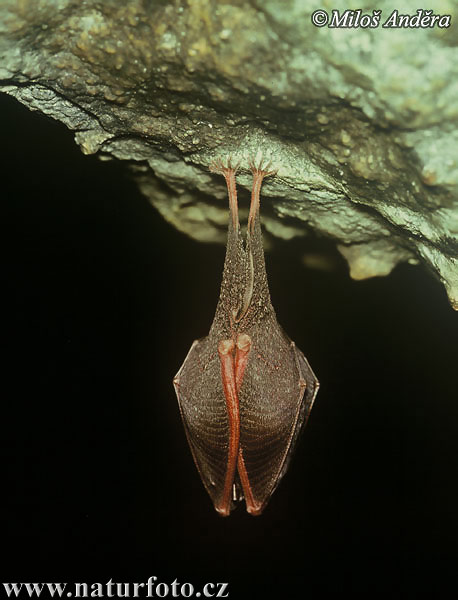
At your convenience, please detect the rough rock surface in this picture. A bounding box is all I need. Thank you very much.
[1,0,457,308]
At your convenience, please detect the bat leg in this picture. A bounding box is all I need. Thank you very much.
[234,333,251,393]
[216,339,241,516]
[248,157,277,234]
[237,450,263,516]
[233,333,263,515]
[210,158,240,231]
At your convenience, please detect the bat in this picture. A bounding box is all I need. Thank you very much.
[173,157,319,516]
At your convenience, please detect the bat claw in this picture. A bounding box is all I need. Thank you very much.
[209,156,240,175]
[248,155,277,178]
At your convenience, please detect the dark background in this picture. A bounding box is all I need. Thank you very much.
[3,93,457,598]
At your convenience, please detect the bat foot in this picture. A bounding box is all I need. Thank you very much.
[248,155,277,178]
[209,156,240,175]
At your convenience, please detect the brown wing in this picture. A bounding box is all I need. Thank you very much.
[237,316,319,514]
[173,336,231,511]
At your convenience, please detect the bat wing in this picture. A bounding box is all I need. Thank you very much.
[237,318,319,515]
[173,321,319,516]
[173,336,233,511]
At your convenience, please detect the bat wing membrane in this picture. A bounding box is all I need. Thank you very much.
[173,336,230,510]
[238,318,319,512]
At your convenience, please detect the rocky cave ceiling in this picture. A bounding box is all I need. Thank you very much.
[1,0,457,309]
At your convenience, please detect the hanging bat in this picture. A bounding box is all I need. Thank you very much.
[173,157,319,516]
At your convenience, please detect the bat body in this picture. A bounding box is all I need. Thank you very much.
[173,158,319,516]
